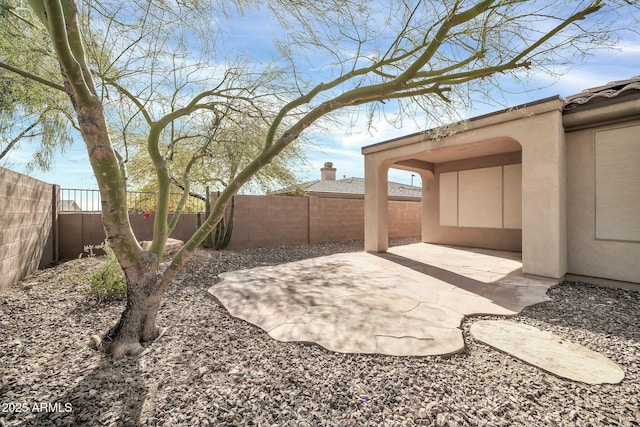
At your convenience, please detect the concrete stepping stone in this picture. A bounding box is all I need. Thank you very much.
[470,320,624,384]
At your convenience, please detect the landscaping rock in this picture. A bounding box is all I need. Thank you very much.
[140,238,184,255]
[0,238,638,426]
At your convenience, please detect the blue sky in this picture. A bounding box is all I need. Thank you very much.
[3,2,639,192]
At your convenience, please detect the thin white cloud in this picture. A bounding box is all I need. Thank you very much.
[2,149,35,165]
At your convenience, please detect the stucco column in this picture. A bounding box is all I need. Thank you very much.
[364,157,389,252]
[419,170,435,243]
[520,109,567,279]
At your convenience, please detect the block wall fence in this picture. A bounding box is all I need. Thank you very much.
[211,194,421,250]
[0,167,58,291]
[1,167,421,291]
[57,196,420,257]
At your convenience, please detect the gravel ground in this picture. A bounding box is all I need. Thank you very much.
[1,239,638,426]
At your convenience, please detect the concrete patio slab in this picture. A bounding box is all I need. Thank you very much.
[470,320,625,384]
[209,243,556,356]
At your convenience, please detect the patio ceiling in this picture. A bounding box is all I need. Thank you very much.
[391,136,522,173]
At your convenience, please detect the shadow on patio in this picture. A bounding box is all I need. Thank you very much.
[209,243,554,356]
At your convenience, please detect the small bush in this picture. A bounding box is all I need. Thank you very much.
[83,241,127,304]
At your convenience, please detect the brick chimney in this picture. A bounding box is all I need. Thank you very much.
[320,162,336,181]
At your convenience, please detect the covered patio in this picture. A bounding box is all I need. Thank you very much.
[363,97,567,280]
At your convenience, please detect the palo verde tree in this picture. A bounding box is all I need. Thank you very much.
[0,0,74,170]
[1,0,635,359]
[126,112,307,248]
[125,113,307,199]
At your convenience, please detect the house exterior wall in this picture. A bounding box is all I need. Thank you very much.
[427,152,523,252]
[0,167,57,291]
[520,108,568,279]
[566,119,640,284]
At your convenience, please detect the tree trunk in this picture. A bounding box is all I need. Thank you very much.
[95,255,166,360]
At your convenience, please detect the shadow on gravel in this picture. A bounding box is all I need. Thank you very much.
[519,281,640,343]
[28,356,149,426]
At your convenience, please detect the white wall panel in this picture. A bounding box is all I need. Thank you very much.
[595,126,640,242]
[459,166,503,228]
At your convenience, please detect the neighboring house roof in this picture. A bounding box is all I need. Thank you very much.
[563,76,640,111]
[273,177,422,200]
[61,200,82,211]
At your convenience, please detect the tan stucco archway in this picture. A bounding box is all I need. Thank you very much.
[363,97,567,280]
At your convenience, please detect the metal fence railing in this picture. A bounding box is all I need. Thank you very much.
[60,188,206,213]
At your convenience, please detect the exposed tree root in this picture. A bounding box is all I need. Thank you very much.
[156,326,168,341]
[88,335,102,350]
[87,327,169,360]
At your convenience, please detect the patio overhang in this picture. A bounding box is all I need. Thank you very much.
[362,97,568,280]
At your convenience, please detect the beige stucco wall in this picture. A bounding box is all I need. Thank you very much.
[566,120,640,283]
